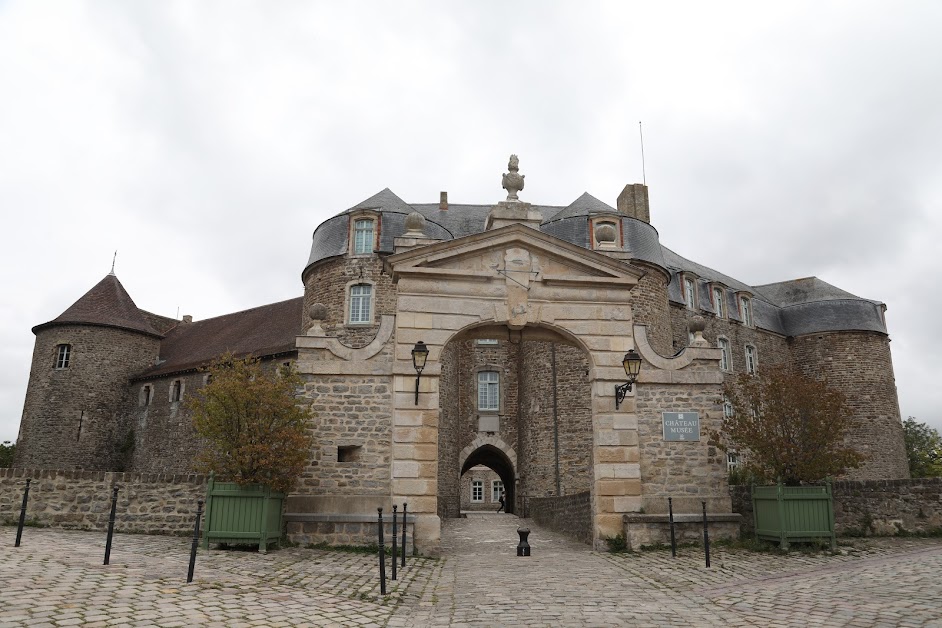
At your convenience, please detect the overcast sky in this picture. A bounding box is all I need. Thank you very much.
[2,1,940,444]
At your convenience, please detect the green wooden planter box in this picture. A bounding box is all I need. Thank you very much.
[753,481,835,550]
[203,474,285,552]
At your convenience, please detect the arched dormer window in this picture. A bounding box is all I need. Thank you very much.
[738,293,754,327]
[711,285,727,318]
[682,273,699,310]
[350,215,378,256]
[54,344,72,369]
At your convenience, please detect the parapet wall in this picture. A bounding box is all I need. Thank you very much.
[527,490,592,545]
[0,468,206,535]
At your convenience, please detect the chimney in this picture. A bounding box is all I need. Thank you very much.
[182,315,193,323]
[439,191,448,210]
[617,184,650,223]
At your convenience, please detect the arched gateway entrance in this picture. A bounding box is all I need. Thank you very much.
[386,223,648,553]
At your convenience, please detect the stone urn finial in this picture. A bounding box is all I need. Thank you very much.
[689,315,708,346]
[501,154,525,202]
[595,223,617,249]
[307,303,328,337]
[403,211,427,237]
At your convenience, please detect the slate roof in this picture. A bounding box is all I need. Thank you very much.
[33,274,162,337]
[135,297,303,379]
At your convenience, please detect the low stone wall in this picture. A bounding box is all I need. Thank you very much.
[0,468,206,535]
[284,513,415,553]
[528,491,591,545]
[622,513,741,550]
[731,478,942,537]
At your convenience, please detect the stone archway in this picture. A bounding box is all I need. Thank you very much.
[460,442,516,514]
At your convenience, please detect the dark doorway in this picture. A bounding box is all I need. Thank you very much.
[461,445,515,515]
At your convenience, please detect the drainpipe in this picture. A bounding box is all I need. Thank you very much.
[552,343,561,496]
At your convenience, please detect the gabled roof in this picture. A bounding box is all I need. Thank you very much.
[33,274,161,337]
[346,188,416,215]
[136,297,303,379]
[542,192,617,223]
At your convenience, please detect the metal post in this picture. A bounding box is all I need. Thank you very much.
[14,479,31,548]
[401,503,407,567]
[668,496,677,558]
[702,501,711,568]
[187,500,204,583]
[516,527,531,556]
[377,508,387,595]
[391,505,398,581]
[103,486,119,565]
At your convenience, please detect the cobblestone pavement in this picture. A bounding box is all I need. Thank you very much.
[3,518,942,627]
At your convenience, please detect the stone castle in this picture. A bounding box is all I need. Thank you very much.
[15,156,908,552]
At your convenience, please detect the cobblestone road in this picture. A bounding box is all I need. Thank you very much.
[2,516,941,627]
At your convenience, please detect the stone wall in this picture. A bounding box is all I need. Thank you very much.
[629,268,672,356]
[730,478,942,537]
[16,325,160,471]
[528,490,592,544]
[129,371,205,474]
[285,514,415,553]
[0,468,205,535]
[789,332,909,480]
[460,466,502,511]
[437,340,461,518]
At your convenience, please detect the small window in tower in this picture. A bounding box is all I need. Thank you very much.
[141,385,153,407]
[170,379,183,403]
[54,344,71,369]
[353,219,375,255]
[348,283,373,324]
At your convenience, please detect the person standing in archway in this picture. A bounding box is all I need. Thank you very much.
[497,491,505,513]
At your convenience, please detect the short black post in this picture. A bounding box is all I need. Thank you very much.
[401,503,407,567]
[377,508,387,595]
[516,527,531,556]
[668,496,677,558]
[391,505,398,581]
[186,500,204,583]
[14,478,31,548]
[103,486,120,565]
[702,501,711,568]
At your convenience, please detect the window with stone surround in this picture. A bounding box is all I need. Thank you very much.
[471,480,484,503]
[140,385,153,407]
[169,379,184,403]
[727,451,740,471]
[54,344,71,369]
[352,217,376,255]
[683,275,698,310]
[712,286,726,318]
[745,344,758,375]
[739,295,754,327]
[717,337,732,372]
[492,479,504,502]
[348,283,373,324]
[477,370,500,412]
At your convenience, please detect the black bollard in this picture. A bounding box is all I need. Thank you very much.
[103,486,120,565]
[14,478,31,548]
[702,501,711,568]
[377,508,387,595]
[668,496,677,558]
[391,505,398,581]
[187,500,204,583]
[401,503,407,567]
[516,527,531,557]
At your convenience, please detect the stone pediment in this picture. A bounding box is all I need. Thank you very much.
[385,223,644,289]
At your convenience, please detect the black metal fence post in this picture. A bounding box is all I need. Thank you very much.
[702,501,711,568]
[103,486,120,565]
[668,496,677,558]
[391,504,398,581]
[377,508,387,595]
[516,527,531,556]
[187,500,204,583]
[401,502,407,567]
[14,478,31,548]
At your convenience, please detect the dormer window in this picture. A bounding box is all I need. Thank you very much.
[712,286,726,318]
[54,344,71,369]
[683,276,697,310]
[591,218,620,250]
[352,218,375,255]
[739,295,754,327]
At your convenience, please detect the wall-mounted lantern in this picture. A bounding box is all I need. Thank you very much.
[615,349,642,410]
[411,341,429,405]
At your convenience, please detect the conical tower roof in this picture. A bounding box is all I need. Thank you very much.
[33,274,161,337]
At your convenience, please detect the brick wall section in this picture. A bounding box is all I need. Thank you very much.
[789,332,909,480]
[295,375,392,495]
[302,256,396,348]
[16,325,159,471]
[518,341,592,498]
[730,478,942,537]
[528,490,592,544]
[636,380,729,514]
[630,267,672,356]
[0,468,205,535]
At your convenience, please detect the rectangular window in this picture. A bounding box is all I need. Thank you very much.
[170,380,182,402]
[723,401,734,418]
[492,480,504,502]
[712,287,726,318]
[745,345,757,375]
[349,284,372,324]
[141,385,152,407]
[471,480,484,503]
[477,371,500,411]
[54,344,71,369]
[727,451,740,471]
[684,277,696,310]
[718,338,731,372]
[740,296,754,327]
[353,219,374,255]
[476,339,499,345]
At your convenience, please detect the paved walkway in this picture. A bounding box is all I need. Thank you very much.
[2,517,942,627]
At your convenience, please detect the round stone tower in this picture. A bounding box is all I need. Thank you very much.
[15,274,162,470]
